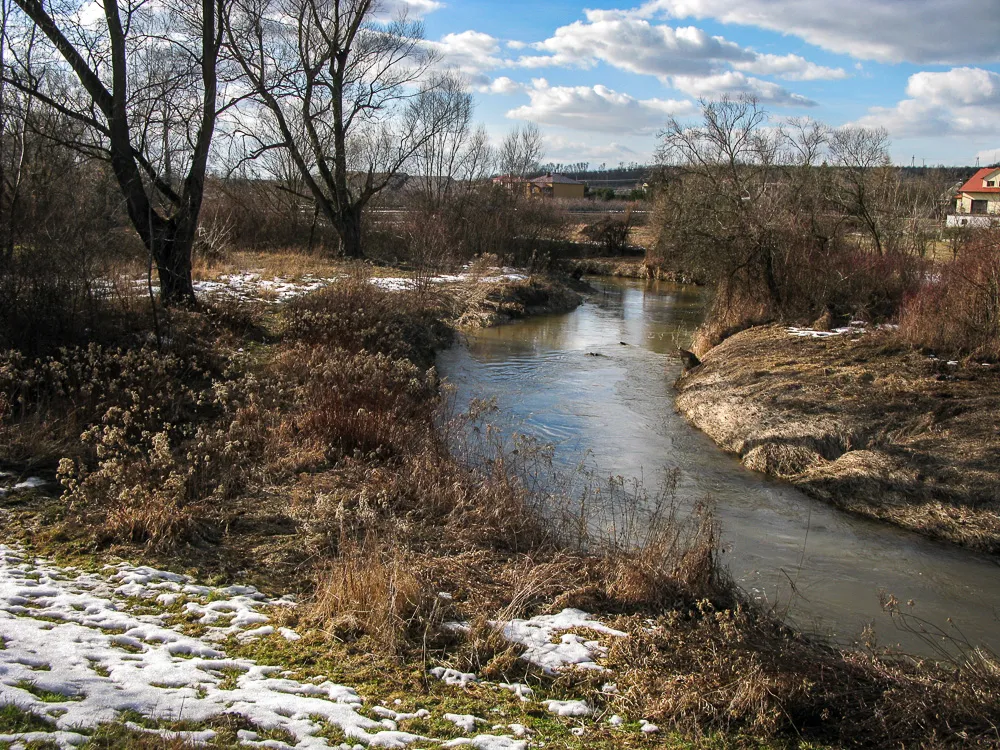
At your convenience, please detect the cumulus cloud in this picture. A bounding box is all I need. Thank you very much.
[853,67,1000,137]
[425,36,524,94]
[734,54,847,82]
[505,79,696,133]
[482,77,523,95]
[645,0,1000,64]
[672,72,817,106]
[518,11,752,78]
[510,9,839,104]
[543,134,647,162]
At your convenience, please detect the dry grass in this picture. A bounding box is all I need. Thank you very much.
[191,249,344,281]
[451,276,582,328]
[900,232,1000,361]
[677,324,1000,551]
[610,600,1000,747]
[4,247,999,748]
[308,537,441,654]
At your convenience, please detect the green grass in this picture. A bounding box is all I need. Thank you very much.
[0,704,57,733]
[14,680,85,703]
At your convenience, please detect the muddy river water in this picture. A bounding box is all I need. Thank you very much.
[437,277,1000,656]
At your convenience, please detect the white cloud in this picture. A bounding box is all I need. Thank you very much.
[543,134,647,163]
[505,79,696,133]
[427,31,508,88]
[672,72,817,107]
[734,54,847,82]
[518,11,752,78]
[376,0,444,20]
[853,67,1000,137]
[510,9,837,105]
[482,77,523,95]
[645,0,1000,64]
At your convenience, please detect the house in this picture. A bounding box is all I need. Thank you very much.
[528,173,586,199]
[947,167,1000,227]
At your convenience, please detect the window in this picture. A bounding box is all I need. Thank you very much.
[988,181,996,187]
[972,199,989,215]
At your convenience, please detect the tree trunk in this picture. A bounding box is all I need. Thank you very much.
[152,220,197,305]
[339,209,364,259]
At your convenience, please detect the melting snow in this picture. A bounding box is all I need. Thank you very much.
[496,608,627,674]
[0,547,603,749]
[191,273,339,303]
[0,477,47,497]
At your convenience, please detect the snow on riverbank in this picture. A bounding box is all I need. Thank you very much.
[178,268,530,302]
[0,547,627,749]
[786,321,899,339]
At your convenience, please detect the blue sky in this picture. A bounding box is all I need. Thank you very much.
[409,0,1000,166]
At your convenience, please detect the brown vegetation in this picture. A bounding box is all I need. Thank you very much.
[900,230,1000,361]
[677,324,1000,552]
[2,259,999,746]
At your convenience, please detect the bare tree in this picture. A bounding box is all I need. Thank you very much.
[829,126,901,255]
[656,96,786,307]
[498,122,542,178]
[408,74,482,209]
[224,0,463,259]
[1,0,227,304]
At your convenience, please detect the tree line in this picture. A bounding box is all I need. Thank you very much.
[0,0,553,304]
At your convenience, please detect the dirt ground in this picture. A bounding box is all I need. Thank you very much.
[676,324,1000,553]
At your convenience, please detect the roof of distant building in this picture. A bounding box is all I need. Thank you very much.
[958,167,1000,194]
[530,173,583,186]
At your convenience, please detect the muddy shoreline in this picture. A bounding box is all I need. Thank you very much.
[675,324,1000,553]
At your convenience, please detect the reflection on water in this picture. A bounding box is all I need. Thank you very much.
[436,278,1000,655]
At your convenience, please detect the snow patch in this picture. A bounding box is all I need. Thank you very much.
[496,608,627,674]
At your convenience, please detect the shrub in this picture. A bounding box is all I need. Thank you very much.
[275,344,439,462]
[899,231,1000,360]
[281,278,451,366]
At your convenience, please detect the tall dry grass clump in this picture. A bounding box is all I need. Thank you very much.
[274,344,438,463]
[308,538,441,654]
[900,230,1000,360]
[282,277,451,365]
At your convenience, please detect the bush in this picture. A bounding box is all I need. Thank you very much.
[281,277,451,365]
[899,231,1000,360]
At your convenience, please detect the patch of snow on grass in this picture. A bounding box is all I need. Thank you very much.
[0,546,458,749]
[441,736,528,749]
[191,273,339,303]
[427,667,478,687]
[786,326,856,338]
[0,547,626,749]
[544,699,593,717]
[496,608,627,674]
[444,713,486,733]
[0,477,47,497]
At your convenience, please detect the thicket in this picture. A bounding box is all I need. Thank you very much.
[899,230,1000,360]
[651,98,990,356]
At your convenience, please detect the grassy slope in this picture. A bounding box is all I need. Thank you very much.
[1,263,998,749]
[676,324,1000,552]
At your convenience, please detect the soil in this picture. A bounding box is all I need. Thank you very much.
[675,324,1000,553]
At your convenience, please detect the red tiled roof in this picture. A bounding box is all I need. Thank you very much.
[958,167,1000,194]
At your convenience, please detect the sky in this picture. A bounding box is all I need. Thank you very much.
[404,0,1000,167]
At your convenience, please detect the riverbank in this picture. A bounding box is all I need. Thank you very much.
[676,324,1000,553]
[1,267,998,748]
[560,257,702,284]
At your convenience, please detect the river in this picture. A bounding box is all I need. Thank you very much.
[436,277,1000,656]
